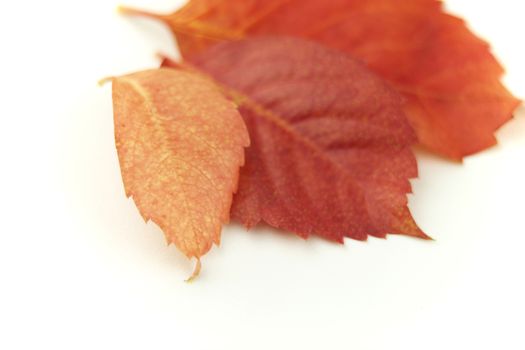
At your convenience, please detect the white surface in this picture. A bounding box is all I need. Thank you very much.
[0,1,524,349]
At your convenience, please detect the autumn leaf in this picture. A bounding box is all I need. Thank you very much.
[110,68,249,279]
[164,37,429,242]
[121,0,521,160]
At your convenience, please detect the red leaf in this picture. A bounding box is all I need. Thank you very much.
[164,37,429,242]
[123,0,521,159]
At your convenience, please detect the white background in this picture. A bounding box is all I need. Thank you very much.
[1,1,524,349]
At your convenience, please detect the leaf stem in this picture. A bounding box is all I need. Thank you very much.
[98,76,114,87]
[117,6,167,21]
[185,258,202,283]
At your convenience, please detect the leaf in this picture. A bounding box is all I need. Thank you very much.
[164,37,430,242]
[111,68,249,278]
[122,0,521,160]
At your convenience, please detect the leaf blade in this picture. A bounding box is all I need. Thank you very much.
[112,68,249,259]
[165,37,429,241]
[137,0,521,159]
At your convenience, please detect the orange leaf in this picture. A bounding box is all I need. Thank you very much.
[121,0,521,159]
[111,68,249,278]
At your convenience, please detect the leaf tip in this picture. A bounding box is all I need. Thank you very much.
[422,233,435,241]
[413,229,434,241]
